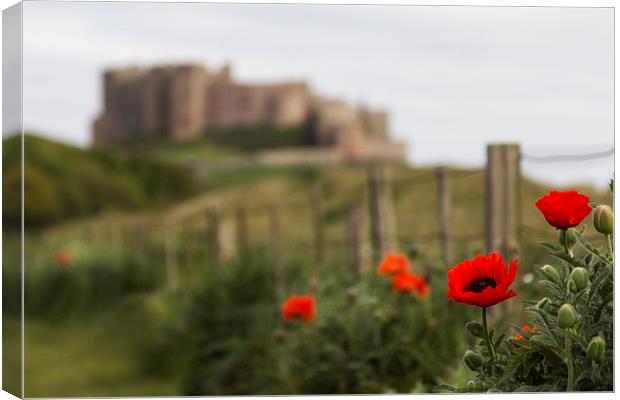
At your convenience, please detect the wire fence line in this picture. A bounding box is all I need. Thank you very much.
[520,148,613,164]
[41,145,612,289]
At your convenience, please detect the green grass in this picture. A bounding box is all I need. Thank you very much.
[4,294,181,397]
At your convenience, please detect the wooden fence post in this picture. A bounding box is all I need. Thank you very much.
[348,204,365,276]
[269,204,282,265]
[163,217,179,290]
[206,207,223,265]
[436,167,453,265]
[310,187,325,264]
[235,206,249,255]
[485,144,521,261]
[368,164,396,263]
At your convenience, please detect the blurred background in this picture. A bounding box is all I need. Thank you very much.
[2,2,614,397]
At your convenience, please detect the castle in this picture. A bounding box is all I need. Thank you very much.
[93,64,406,162]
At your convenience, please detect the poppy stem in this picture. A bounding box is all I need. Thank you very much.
[605,234,613,259]
[565,334,574,391]
[561,229,570,257]
[481,307,496,363]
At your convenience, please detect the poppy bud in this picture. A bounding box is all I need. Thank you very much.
[466,380,484,391]
[593,205,613,235]
[463,350,483,371]
[540,265,561,284]
[465,321,485,338]
[558,228,578,250]
[569,267,589,293]
[558,304,578,329]
[536,297,550,311]
[587,336,605,361]
[568,280,577,293]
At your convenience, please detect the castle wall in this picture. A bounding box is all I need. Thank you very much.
[206,82,310,129]
[92,63,406,163]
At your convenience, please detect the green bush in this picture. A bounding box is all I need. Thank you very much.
[2,133,198,228]
[175,250,473,395]
[22,249,164,316]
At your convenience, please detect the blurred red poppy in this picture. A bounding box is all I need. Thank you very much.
[535,190,591,229]
[514,333,524,341]
[446,253,518,307]
[392,271,429,297]
[522,325,537,334]
[57,250,71,266]
[281,295,315,322]
[377,252,410,276]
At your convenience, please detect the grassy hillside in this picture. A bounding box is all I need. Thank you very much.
[2,133,197,228]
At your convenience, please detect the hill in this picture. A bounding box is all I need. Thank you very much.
[2,133,197,228]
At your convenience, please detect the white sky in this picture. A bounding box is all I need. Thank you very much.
[8,1,615,187]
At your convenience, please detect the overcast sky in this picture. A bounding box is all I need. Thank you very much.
[8,2,615,187]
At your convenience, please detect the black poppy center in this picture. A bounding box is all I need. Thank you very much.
[466,277,497,293]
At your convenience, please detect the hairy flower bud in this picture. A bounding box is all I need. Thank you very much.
[587,336,605,361]
[465,321,485,338]
[463,350,483,371]
[558,228,578,249]
[540,265,561,284]
[569,267,589,293]
[558,304,578,329]
[593,205,613,235]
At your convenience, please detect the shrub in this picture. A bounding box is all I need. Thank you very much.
[436,189,613,393]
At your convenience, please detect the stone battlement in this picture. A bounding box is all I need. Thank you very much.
[92,63,406,162]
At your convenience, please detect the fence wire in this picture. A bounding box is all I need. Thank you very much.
[521,148,613,164]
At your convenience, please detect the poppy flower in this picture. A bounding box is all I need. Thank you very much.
[56,250,71,266]
[522,325,537,334]
[377,252,410,276]
[392,271,429,297]
[535,190,592,229]
[281,294,315,322]
[514,333,524,341]
[446,253,518,307]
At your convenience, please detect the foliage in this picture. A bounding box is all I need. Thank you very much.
[2,247,166,316]
[177,251,473,395]
[2,133,197,228]
[436,200,613,393]
[201,123,315,152]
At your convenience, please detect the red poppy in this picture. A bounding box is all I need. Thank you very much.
[514,333,524,341]
[377,252,410,276]
[281,295,315,322]
[392,271,429,297]
[535,190,591,229]
[57,250,71,266]
[446,253,518,307]
[522,325,537,334]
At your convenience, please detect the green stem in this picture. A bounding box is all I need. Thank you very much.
[605,234,613,259]
[537,310,562,348]
[561,229,571,257]
[565,334,574,391]
[482,307,496,362]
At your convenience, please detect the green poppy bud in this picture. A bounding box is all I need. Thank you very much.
[465,321,485,338]
[536,297,550,311]
[593,205,613,235]
[568,280,577,293]
[558,304,578,329]
[587,336,605,361]
[569,267,589,293]
[463,350,483,371]
[540,265,561,284]
[466,380,485,391]
[558,228,578,249]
